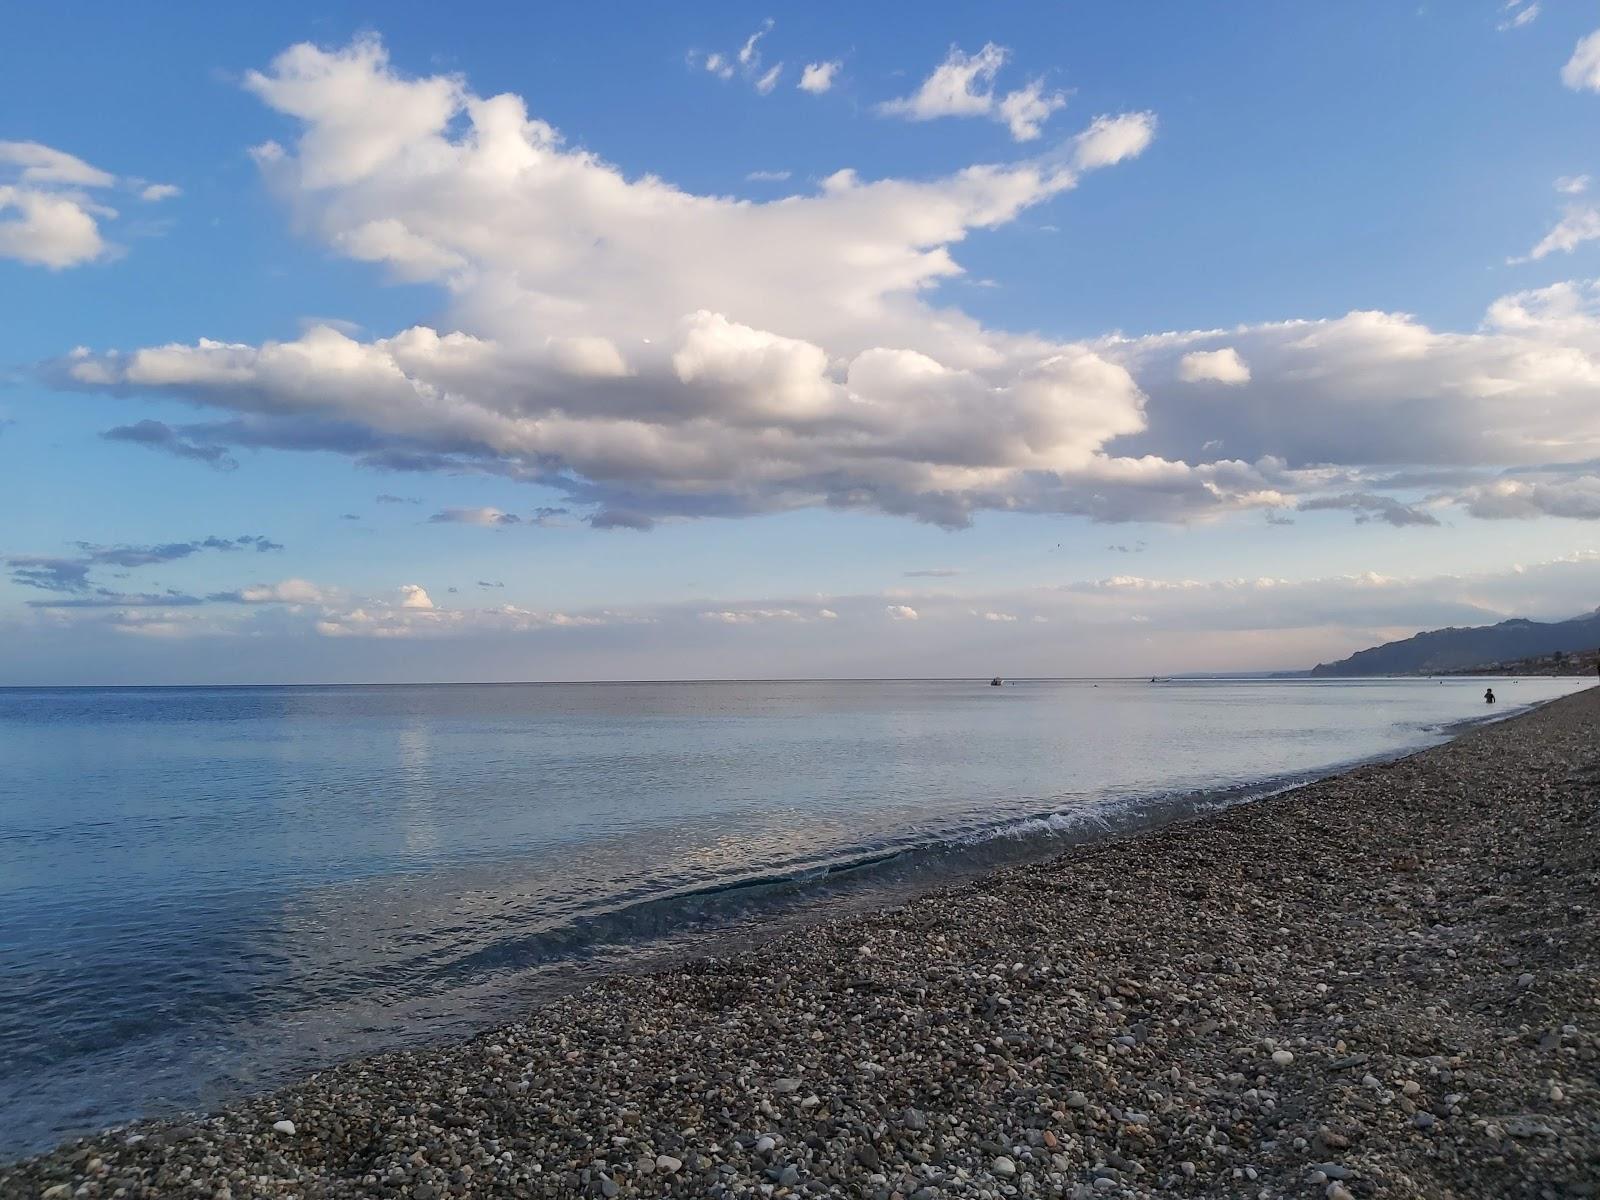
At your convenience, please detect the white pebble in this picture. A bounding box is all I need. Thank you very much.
[271,1120,296,1136]
[1271,1049,1294,1067]
[993,1155,1017,1176]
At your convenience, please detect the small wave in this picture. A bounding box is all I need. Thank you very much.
[416,765,1349,993]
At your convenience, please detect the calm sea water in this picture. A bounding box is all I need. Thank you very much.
[0,676,1585,1154]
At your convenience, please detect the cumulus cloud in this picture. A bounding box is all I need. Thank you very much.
[885,604,919,620]
[0,141,177,268]
[399,584,434,609]
[48,40,1184,528]
[1101,281,1600,481]
[1177,347,1250,385]
[1556,175,1591,195]
[878,44,1067,143]
[51,36,1600,535]
[700,607,809,624]
[210,578,328,604]
[798,61,840,94]
[1456,474,1600,520]
[1562,30,1600,92]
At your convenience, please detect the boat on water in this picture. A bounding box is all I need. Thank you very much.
[990,677,1003,686]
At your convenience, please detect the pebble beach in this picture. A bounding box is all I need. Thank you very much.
[5,688,1597,1200]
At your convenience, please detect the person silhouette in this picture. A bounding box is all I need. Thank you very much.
[1484,687,1496,705]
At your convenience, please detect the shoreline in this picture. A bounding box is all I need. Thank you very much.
[5,688,1597,1198]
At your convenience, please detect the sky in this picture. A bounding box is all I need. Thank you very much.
[4,1,1600,684]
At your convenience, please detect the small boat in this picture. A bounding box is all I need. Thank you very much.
[990,677,1003,687]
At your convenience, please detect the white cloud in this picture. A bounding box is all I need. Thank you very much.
[886,604,920,621]
[981,610,1017,622]
[878,44,1067,143]
[1101,281,1600,476]
[399,583,434,609]
[745,169,791,182]
[140,183,182,202]
[1517,206,1600,261]
[1177,347,1251,385]
[1562,30,1600,91]
[699,607,826,624]
[61,37,1192,529]
[0,141,178,269]
[428,506,521,526]
[1497,2,1539,31]
[57,37,1600,537]
[1071,112,1158,170]
[996,79,1068,143]
[1556,175,1590,195]
[233,578,328,604]
[754,64,783,95]
[738,20,772,67]
[798,61,840,94]
[696,20,782,95]
[0,185,110,269]
[0,141,114,187]
[880,43,1005,121]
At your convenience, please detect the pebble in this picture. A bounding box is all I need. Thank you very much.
[655,1154,682,1174]
[270,1120,295,1136]
[1271,1049,1294,1067]
[992,1155,1016,1177]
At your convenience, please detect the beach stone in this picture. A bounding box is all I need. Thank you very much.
[992,1155,1016,1176]
[655,1155,682,1174]
[1271,1050,1294,1067]
[271,1120,296,1136]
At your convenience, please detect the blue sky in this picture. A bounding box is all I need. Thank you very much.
[4,1,1600,683]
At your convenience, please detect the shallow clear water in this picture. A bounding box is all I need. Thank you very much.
[0,675,1584,1154]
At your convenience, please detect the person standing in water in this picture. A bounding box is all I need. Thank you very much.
[1484,687,1496,705]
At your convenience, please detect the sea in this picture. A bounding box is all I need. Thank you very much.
[0,675,1586,1155]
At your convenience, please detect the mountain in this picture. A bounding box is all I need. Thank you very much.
[1310,609,1600,676]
